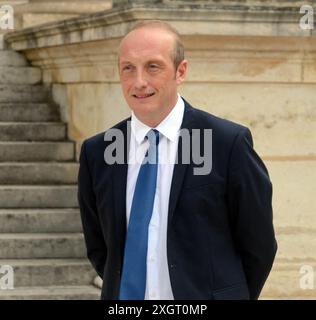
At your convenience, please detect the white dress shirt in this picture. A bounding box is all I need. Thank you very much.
[126,94,185,300]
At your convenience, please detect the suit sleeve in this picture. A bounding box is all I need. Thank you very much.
[78,141,107,279]
[227,127,277,299]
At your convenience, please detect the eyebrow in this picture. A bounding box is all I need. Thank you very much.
[119,61,132,65]
[146,60,164,65]
[119,59,165,66]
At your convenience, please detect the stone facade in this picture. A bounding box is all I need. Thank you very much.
[3,0,316,299]
[0,0,112,30]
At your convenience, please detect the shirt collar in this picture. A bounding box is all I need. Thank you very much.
[131,94,185,144]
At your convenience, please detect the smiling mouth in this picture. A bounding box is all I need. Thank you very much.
[132,93,155,99]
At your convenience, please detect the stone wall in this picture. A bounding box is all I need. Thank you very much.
[4,0,316,299]
[1,0,112,30]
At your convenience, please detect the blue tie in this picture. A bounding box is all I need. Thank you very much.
[119,129,160,300]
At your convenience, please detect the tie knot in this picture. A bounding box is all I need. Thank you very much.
[145,129,160,147]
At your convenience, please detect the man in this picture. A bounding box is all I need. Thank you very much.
[78,20,277,300]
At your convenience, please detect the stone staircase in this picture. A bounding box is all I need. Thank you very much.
[0,42,100,299]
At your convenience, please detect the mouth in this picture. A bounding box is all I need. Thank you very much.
[132,92,155,99]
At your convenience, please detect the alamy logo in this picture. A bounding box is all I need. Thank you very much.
[0,265,14,290]
[103,123,213,176]
[299,265,314,290]
[299,5,314,30]
[0,5,14,30]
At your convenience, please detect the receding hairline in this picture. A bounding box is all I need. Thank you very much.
[119,20,185,69]
[126,20,181,41]
[120,22,178,50]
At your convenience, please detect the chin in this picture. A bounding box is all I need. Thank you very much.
[129,97,156,109]
[133,103,159,114]
[129,102,160,119]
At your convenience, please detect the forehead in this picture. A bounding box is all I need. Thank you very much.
[119,27,175,62]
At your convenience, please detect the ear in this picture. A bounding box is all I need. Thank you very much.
[176,59,188,85]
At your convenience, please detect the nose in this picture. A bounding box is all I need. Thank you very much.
[134,70,148,89]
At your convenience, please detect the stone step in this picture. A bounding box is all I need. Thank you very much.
[0,122,66,141]
[0,66,41,84]
[0,259,96,287]
[0,141,74,161]
[0,103,59,122]
[0,162,78,184]
[0,185,78,208]
[0,50,27,66]
[0,208,81,232]
[0,285,100,300]
[0,233,86,258]
[0,84,48,102]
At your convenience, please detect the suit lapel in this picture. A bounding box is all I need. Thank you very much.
[112,119,130,259]
[168,101,196,225]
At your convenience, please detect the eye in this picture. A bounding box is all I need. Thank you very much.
[149,64,158,69]
[148,64,160,73]
[121,65,133,72]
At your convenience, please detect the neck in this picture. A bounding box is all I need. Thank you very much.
[135,95,178,127]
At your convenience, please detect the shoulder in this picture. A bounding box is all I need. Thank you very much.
[183,98,250,142]
[83,117,130,150]
[80,117,130,165]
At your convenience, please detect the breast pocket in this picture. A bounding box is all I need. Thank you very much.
[182,164,225,190]
[178,181,227,220]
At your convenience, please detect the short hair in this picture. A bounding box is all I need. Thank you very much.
[126,20,185,70]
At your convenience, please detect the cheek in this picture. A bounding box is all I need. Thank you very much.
[150,77,168,91]
[157,72,176,88]
[120,79,132,93]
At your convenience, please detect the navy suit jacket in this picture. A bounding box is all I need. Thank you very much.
[78,99,277,300]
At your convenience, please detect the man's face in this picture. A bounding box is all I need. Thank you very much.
[119,27,187,126]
